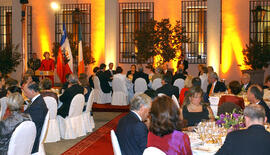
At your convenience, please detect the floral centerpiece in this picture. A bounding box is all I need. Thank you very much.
[216,109,245,130]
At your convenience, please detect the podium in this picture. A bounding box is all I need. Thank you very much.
[35,70,54,77]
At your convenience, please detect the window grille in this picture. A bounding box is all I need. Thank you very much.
[250,1,270,46]
[26,6,32,59]
[119,2,154,63]
[182,0,207,64]
[0,6,12,50]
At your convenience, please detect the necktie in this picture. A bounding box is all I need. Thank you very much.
[209,84,214,96]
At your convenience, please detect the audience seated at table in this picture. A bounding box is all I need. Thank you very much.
[247,85,270,123]
[58,74,84,118]
[0,76,7,99]
[88,67,99,89]
[79,73,92,102]
[156,74,179,99]
[199,66,208,93]
[132,65,149,84]
[20,74,33,87]
[179,76,193,106]
[205,72,226,103]
[151,67,163,82]
[161,63,173,80]
[197,64,205,76]
[126,64,137,81]
[0,93,32,154]
[96,63,112,93]
[116,94,152,155]
[218,81,245,109]
[207,66,214,74]
[60,73,71,94]
[181,87,214,126]
[40,78,58,104]
[263,75,270,89]
[147,95,192,155]
[173,64,187,84]
[241,73,251,92]
[216,104,270,155]
[23,81,48,153]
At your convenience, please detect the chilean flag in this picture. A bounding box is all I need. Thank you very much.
[78,24,85,76]
[56,24,73,83]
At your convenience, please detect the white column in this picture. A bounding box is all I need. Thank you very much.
[207,0,221,75]
[105,0,118,67]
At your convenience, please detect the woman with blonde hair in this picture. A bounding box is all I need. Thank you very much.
[181,87,214,126]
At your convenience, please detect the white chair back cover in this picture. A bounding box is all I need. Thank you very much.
[173,78,185,93]
[57,94,86,139]
[143,147,166,155]
[32,112,49,155]
[111,130,122,155]
[112,77,128,106]
[134,78,147,94]
[43,97,60,143]
[83,91,95,133]
[200,74,208,93]
[8,121,36,155]
[152,78,162,90]
[0,97,7,120]
[93,76,112,104]
[172,95,180,109]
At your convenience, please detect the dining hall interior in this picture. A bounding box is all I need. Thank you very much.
[0,0,270,154]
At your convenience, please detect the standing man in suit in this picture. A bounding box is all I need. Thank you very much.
[58,74,84,118]
[241,73,251,92]
[206,72,226,96]
[23,82,48,153]
[156,74,179,99]
[216,104,270,155]
[96,63,112,93]
[116,94,152,155]
[247,85,270,123]
[132,65,149,84]
[105,62,116,78]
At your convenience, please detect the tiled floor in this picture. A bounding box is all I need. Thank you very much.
[44,112,121,155]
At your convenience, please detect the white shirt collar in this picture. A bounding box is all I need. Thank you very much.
[255,101,260,105]
[244,83,249,89]
[31,94,40,103]
[131,110,142,121]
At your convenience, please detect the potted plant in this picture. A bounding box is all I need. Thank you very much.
[0,45,22,76]
[242,40,270,86]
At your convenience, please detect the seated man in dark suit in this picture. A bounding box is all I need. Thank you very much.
[216,104,270,155]
[247,85,270,123]
[156,74,179,99]
[116,94,152,155]
[23,81,48,153]
[241,73,251,92]
[206,72,227,96]
[132,65,149,84]
[58,74,84,118]
[96,63,112,93]
[161,63,173,80]
[172,64,187,84]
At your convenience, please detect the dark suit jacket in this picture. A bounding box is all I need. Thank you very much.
[126,70,137,77]
[88,75,94,89]
[241,82,251,91]
[116,112,148,155]
[258,100,270,123]
[58,84,84,118]
[161,70,173,79]
[132,71,150,84]
[105,70,115,82]
[96,71,112,93]
[206,81,227,96]
[156,84,179,99]
[24,95,48,153]
[172,72,186,84]
[216,125,270,155]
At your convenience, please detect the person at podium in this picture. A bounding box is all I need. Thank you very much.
[39,52,55,85]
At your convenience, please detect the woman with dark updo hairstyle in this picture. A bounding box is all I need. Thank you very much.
[147,95,192,155]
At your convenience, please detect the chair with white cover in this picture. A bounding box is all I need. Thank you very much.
[0,97,7,120]
[93,76,112,104]
[83,91,95,133]
[152,78,162,90]
[134,78,147,96]
[143,147,166,155]
[173,78,185,94]
[111,77,128,106]
[32,112,49,155]
[111,130,122,155]
[57,94,86,139]
[43,97,60,143]
[8,121,36,155]
[172,95,180,109]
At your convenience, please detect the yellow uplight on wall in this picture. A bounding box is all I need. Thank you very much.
[51,2,59,11]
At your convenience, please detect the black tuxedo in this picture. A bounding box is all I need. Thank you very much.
[96,71,112,93]
[156,84,179,99]
[105,69,115,82]
[132,71,150,84]
[24,95,48,153]
[241,82,251,91]
[216,125,270,155]
[116,112,148,155]
[206,81,227,96]
[58,84,84,118]
[258,100,270,123]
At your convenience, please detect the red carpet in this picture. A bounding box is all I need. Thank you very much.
[62,112,127,155]
[92,103,130,112]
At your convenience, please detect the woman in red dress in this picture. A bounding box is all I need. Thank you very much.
[39,52,55,84]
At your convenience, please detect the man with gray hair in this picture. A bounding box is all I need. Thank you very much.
[241,73,251,92]
[216,104,270,155]
[206,72,226,97]
[116,94,152,155]
[58,74,84,117]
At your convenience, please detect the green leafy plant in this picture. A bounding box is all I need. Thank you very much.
[0,45,22,76]
[242,40,270,70]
